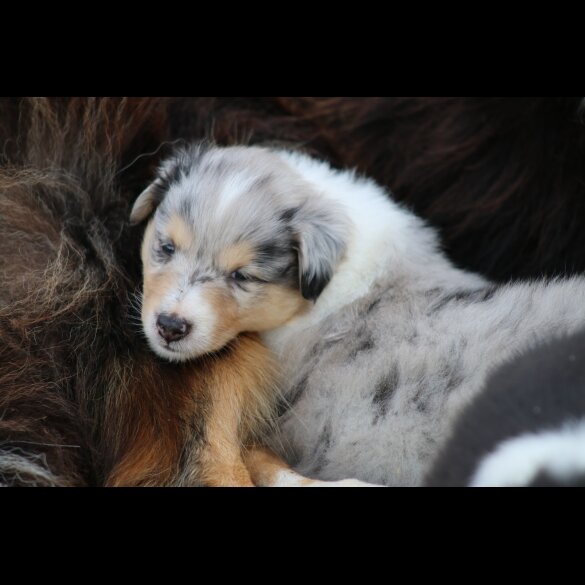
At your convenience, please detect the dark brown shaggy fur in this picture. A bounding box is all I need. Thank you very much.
[1,97,584,485]
[0,98,175,485]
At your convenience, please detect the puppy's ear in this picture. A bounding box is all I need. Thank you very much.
[129,182,165,225]
[287,201,349,301]
[130,143,205,225]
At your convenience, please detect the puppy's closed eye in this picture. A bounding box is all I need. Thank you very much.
[230,270,249,282]
[161,243,175,256]
[153,240,176,262]
[229,270,267,284]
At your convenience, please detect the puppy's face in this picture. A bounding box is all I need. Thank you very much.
[131,145,348,362]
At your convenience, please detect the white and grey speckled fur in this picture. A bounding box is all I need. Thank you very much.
[262,150,585,486]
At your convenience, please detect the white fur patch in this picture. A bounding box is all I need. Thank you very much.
[216,173,256,216]
[272,469,381,487]
[470,420,585,487]
[175,287,218,356]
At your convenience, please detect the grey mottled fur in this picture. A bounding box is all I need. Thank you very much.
[270,276,585,485]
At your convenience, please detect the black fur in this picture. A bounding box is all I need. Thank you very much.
[431,287,498,312]
[426,329,585,487]
[372,367,400,421]
[528,471,585,487]
[300,272,331,301]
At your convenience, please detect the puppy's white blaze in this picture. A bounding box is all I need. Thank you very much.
[176,287,218,355]
[216,173,256,217]
[470,420,585,487]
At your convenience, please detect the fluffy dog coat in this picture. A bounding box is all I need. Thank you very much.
[134,143,585,486]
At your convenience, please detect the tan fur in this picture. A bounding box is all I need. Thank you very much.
[217,241,256,272]
[201,334,279,486]
[166,214,193,251]
[104,357,200,487]
[205,286,240,346]
[167,333,287,487]
[240,284,309,332]
[142,270,180,324]
[203,281,308,338]
[105,333,290,487]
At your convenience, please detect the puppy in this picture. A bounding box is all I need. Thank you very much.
[132,142,585,486]
[130,146,371,487]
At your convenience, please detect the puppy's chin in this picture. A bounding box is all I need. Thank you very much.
[144,328,228,363]
[147,340,194,363]
[144,336,206,362]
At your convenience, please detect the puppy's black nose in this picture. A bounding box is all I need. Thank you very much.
[156,313,192,343]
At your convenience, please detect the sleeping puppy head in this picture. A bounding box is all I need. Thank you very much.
[130,143,348,361]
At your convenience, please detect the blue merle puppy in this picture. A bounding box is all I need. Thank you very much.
[131,142,585,486]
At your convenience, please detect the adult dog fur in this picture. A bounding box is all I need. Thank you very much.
[135,143,585,486]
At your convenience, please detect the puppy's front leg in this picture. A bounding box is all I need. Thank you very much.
[184,333,277,487]
[244,446,380,487]
[196,421,254,488]
[179,373,255,487]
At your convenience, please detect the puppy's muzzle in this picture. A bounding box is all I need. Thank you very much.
[156,313,192,343]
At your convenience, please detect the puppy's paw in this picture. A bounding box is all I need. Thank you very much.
[305,478,382,487]
[271,470,381,487]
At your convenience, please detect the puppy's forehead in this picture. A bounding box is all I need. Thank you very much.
[157,147,297,248]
